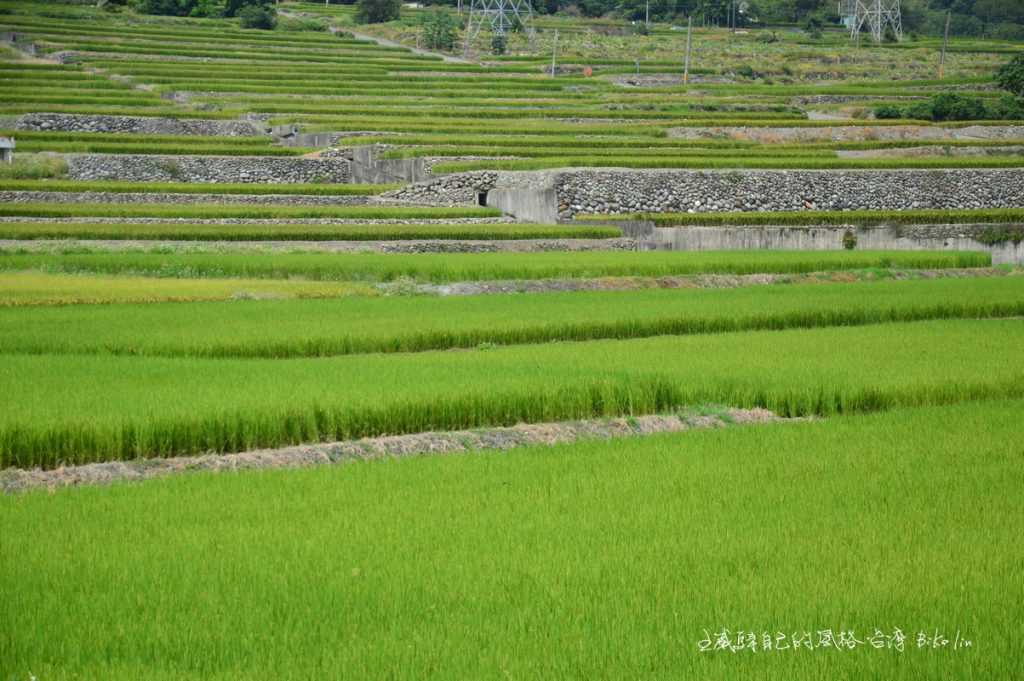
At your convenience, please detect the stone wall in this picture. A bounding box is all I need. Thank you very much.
[555,168,1024,218]
[66,154,351,184]
[16,113,265,137]
[0,191,368,207]
[382,171,497,205]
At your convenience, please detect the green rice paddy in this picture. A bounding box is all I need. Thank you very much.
[2,399,1020,679]
[0,250,991,282]
[0,1,1021,678]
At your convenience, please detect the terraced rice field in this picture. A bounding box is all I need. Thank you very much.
[0,0,1021,678]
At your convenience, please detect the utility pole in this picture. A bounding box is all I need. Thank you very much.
[938,10,950,79]
[551,29,558,77]
[683,15,692,84]
[645,0,649,28]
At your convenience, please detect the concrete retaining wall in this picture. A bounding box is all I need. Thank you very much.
[650,225,1024,264]
[349,146,429,184]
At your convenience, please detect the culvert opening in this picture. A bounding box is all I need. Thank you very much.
[477,192,488,207]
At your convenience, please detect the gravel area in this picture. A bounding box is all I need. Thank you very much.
[1,408,785,493]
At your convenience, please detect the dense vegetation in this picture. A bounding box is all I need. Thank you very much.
[0,1,1021,679]
[2,399,1021,679]
[410,0,1024,38]
[2,319,1024,467]
[0,250,990,282]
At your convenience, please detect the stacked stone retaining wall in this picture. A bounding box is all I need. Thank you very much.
[554,168,1024,218]
[66,154,351,184]
[16,113,265,136]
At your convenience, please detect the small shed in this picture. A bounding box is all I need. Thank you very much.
[0,137,14,164]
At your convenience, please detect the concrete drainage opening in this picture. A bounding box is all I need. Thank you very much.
[477,192,488,207]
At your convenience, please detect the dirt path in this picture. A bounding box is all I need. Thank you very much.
[345,26,471,64]
[387,267,1022,296]
[280,9,471,64]
[0,237,635,254]
[1,408,785,493]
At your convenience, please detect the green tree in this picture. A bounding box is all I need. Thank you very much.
[356,0,401,23]
[134,0,195,16]
[491,32,508,55]
[238,3,276,28]
[422,10,459,50]
[996,53,1024,97]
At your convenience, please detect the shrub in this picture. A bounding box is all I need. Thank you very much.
[842,230,858,251]
[736,64,759,80]
[988,94,1024,120]
[355,0,401,24]
[0,154,68,180]
[977,226,1024,246]
[883,94,1006,123]
[134,0,192,16]
[803,16,823,40]
[929,93,988,122]
[873,104,903,119]
[277,16,328,32]
[421,10,459,51]
[97,0,129,11]
[189,0,225,17]
[996,53,1024,98]
[903,101,933,120]
[238,4,276,29]
[491,32,508,56]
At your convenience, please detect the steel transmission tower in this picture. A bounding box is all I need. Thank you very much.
[463,0,535,55]
[840,0,902,43]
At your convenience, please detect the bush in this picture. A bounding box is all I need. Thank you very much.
[930,93,988,122]
[902,101,933,120]
[355,0,401,24]
[803,16,823,40]
[134,0,192,16]
[421,10,459,51]
[871,93,1023,122]
[97,0,129,11]
[277,16,328,32]
[736,64,759,80]
[491,32,507,55]
[988,94,1024,120]
[189,0,224,17]
[873,105,902,120]
[238,4,276,29]
[996,53,1024,98]
[0,154,68,180]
